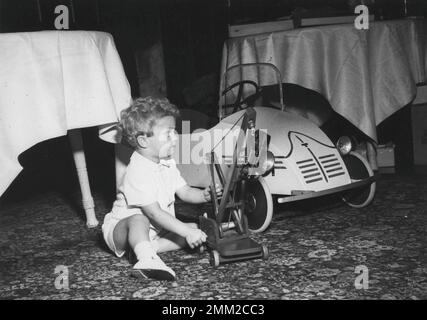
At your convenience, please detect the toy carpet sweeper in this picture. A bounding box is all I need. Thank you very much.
[198,107,269,267]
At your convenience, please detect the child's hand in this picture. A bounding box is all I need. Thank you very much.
[185,228,207,249]
[203,183,223,202]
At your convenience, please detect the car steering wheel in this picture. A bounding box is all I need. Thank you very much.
[222,80,263,114]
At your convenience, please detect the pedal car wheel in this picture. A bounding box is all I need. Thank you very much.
[262,245,269,260]
[210,250,220,267]
[342,151,376,208]
[245,177,273,233]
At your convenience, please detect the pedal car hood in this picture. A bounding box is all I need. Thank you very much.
[223,107,351,194]
[222,107,333,155]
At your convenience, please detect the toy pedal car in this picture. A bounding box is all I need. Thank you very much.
[174,63,376,233]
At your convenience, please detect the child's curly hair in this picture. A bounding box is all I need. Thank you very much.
[118,96,180,148]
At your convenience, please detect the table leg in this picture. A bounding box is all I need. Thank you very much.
[68,129,98,228]
[366,141,378,171]
[114,143,133,191]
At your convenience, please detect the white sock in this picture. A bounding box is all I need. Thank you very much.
[134,241,155,261]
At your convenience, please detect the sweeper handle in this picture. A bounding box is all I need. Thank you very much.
[207,107,257,224]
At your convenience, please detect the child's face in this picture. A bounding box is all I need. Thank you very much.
[147,116,178,160]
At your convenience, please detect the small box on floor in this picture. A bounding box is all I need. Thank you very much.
[377,143,396,173]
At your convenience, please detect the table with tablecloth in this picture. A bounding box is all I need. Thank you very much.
[220,18,427,143]
[0,30,131,225]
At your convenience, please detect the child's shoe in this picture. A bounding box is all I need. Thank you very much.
[131,253,176,281]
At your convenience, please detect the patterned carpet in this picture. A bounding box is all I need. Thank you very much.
[0,172,426,300]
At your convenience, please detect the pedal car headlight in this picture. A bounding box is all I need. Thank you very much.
[336,136,353,156]
[263,151,275,176]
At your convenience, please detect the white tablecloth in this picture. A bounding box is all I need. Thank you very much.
[220,19,427,141]
[0,30,131,196]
